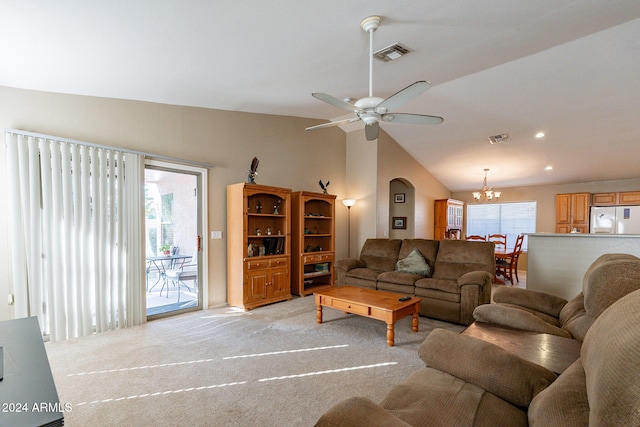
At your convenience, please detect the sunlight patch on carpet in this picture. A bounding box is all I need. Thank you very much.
[258,362,398,382]
[75,381,249,406]
[223,344,349,359]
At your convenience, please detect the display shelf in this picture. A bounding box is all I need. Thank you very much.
[291,191,336,296]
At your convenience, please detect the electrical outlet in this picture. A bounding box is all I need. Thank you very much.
[7,294,14,305]
[211,230,223,239]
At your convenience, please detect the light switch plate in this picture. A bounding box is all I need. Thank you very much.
[211,231,223,239]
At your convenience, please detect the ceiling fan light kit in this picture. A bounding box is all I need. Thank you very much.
[306,15,443,141]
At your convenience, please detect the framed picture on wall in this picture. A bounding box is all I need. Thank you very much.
[394,193,405,203]
[392,217,407,229]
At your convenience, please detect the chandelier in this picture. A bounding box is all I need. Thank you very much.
[472,168,501,203]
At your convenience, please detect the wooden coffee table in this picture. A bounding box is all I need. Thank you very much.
[314,286,422,346]
[462,322,581,374]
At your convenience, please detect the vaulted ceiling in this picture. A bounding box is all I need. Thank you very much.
[2,1,639,191]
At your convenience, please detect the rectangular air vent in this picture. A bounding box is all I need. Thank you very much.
[488,133,511,144]
[373,43,412,62]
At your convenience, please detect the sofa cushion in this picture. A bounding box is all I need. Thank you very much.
[345,268,380,289]
[315,396,411,427]
[432,240,495,280]
[380,367,528,427]
[580,288,640,426]
[528,360,589,427]
[377,270,424,286]
[582,254,640,318]
[415,277,460,294]
[359,239,402,272]
[395,248,431,276]
[419,329,557,408]
[398,239,439,269]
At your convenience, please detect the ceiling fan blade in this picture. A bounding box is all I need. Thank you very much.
[311,92,358,112]
[376,81,431,113]
[381,112,444,125]
[306,117,361,131]
[364,121,379,141]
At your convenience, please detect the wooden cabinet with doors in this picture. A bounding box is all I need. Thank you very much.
[227,183,292,310]
[592,191,640,206]
[555,192,590,233]
[291,191,336,296]
[618,191,640,205]
[591,192,618,206]
[434,199,464,239]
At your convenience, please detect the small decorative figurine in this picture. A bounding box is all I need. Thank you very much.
[256,200,262,213]
[247,157,259,184]
[256,228,262,236]
[319,180,330,194]
[266,227,272,235]
[273,199,281,214]
[248,243,254,257]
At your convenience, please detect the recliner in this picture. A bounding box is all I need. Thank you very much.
[473,253,640,340]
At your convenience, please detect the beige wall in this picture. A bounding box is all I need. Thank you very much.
[0,86,348,320]
[376,130,451,239]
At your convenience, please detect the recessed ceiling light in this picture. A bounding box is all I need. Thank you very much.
[535,132,545,138]
[545,165,553,171]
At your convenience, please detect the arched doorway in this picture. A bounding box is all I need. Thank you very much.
[389,178,415,238]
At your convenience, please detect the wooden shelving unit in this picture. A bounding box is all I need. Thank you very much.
[291,191,336,296]
[434,198,464,239]
[227,183,292,310]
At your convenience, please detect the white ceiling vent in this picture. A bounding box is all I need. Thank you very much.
[488,133,511,144]
[373,43,412,62]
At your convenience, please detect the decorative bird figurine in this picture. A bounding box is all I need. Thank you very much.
[319,180,330,194]
[247,157,259,184]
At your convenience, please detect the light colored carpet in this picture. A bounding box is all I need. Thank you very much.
[45,295,465,426]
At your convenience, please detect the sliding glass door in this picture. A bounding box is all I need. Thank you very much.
[144,162,205,318]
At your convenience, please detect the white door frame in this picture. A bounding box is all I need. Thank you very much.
[145,159,209,311]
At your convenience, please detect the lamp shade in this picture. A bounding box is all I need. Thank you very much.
[342,199,356,207]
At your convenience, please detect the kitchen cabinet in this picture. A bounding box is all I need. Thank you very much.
[556,192,590,233]
[618,191,640,205]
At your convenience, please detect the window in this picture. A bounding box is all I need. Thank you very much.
[466,202,536,250]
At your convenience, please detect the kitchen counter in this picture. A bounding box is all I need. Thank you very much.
[526,233,640,299]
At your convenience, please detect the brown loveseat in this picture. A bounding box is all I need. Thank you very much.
[315,288,640,426]
[473,253,640,340]
[335,239,495,325]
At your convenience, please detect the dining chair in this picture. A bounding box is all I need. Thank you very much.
[488,234,507,251]
[465,235,486,241]
[163,252,198,302]
[496,234,524,284]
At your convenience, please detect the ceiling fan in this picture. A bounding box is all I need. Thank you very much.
[306,15,443,141]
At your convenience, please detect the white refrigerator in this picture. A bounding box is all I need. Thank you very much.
[590,206,640,234]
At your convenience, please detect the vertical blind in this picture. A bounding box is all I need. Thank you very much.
[6,131,144,341]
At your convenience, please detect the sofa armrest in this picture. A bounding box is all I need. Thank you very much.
[418,329,557,408]
[493,287,568,318]
[335,258,365,272]
[473,305,573,338]
[457,270,493,288]
[314,396,411,427]
[334,258,366,286]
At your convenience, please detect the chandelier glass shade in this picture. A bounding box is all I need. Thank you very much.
[473,169,501,203]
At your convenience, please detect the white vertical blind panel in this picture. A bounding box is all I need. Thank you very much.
[5,130,144,341]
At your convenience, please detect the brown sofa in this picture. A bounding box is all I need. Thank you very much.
[335,239,495,325]
[315,288,640,426]
[473,253,640,340]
